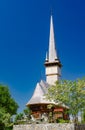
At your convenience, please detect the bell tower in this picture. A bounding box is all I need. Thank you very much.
[44,15,62,85]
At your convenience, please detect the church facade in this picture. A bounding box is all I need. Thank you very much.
[26,15,69,122]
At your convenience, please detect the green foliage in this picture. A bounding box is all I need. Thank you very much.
[14,113,24,123]
[0,84,19,115]
[56,119,69,123]
[14,107,31,124]
[24,107,31,116]
[83,110,85,122]
[0,108,13,130]
[46,78,85,122]
[0,84,19,129]
[82,109,85,123]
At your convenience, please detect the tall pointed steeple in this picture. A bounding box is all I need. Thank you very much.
[49,15,57,62]
[44,15,62,85]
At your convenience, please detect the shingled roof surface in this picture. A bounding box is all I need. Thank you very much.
[26,80,54,105]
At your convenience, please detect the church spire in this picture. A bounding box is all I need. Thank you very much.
[48,15,57,62]
[44,14,62,85]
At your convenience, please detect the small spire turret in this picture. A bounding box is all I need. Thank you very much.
[45,52,48,62]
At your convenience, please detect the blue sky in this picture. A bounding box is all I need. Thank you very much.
[0,0,85,112]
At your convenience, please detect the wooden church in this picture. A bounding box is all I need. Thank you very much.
[26,15,69,122]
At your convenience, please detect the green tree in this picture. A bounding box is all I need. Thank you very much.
[0,84,19,129]
[14,107,31,124]
[82,109,85,123]
[46,78,85,122]
[24,107,31,116]
[14,113,24,123]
